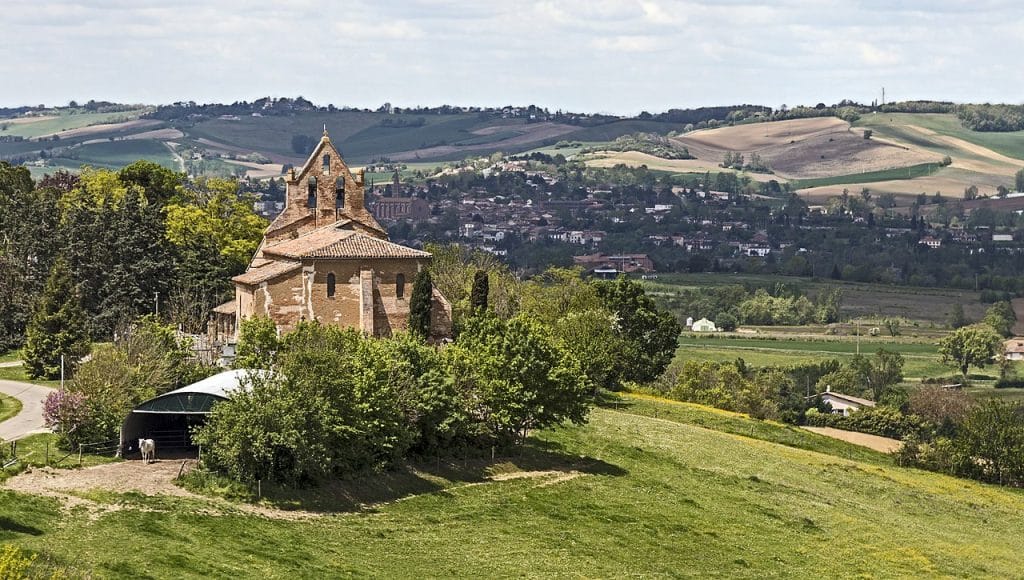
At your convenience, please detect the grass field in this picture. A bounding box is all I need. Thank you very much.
[674,333,951,380]
[789,162,944,190]
[0,110,150,139]
[0,393,21,425]
[854,113,1024,162]
[3,396,1024,577]
[0,363,60,388]
[50,139,177,170]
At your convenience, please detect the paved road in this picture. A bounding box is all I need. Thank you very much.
[0,379,54,441]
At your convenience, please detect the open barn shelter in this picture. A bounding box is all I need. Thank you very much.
[120,369,262,457]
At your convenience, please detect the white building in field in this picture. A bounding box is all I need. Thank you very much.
[691,318,718,332]
[810,387,876,416]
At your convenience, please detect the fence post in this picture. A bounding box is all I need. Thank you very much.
[78,444,83,466]
[45,441,49,466]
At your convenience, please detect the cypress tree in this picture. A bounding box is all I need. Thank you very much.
[409,270,433,339]
[23,259,90,379]
[470,269,489,312]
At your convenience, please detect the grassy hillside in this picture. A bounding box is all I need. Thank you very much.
[3,396,1024,577]
[0,109,150,139]
[855,113,1024,162]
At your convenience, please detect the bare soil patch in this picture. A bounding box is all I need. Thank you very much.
[803,427,901,453]
[389,122,578,162]
[584,151,779,182]
[223,159,285,179]
[673,118,936,180]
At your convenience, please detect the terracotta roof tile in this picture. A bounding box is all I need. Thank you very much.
[262,226,429,260]
[232,260,302,285]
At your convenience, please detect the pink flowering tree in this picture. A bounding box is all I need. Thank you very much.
[42,390,98,448]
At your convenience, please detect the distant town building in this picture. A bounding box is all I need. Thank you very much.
[573,253,654,275]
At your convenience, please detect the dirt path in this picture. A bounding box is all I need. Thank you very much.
[4,460,321,520]
[802,426,902,453]
[4,459,586,520]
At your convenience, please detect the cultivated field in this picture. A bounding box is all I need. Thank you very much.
[672,117,938,181]
[3,397,1024,576]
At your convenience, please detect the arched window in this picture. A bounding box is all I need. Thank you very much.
[396,273,405,299]
[307,176,317,208]
[335,177,345,208]
[326,272,336,297]
[322,154,330,175]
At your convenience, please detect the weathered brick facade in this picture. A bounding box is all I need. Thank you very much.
[219,132,452,339]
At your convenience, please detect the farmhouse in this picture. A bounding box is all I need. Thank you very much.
[1004,338,1024,361]
[810,387,876,417]
[213,130,452,339]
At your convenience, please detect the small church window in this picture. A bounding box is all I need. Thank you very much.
[396,273,405,299]
[335,177,345,208]
[327,272,336,297]
[322,154,330,175]
[307,176,317,208]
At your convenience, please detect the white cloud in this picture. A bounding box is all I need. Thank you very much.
[0,0,1022,113]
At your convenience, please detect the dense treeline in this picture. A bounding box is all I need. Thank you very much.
[0,161,266,356]
[956,104,1024,132]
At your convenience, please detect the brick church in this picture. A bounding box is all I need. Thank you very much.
[211,130,451,340]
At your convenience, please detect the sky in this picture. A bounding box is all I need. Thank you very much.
[2,0,1023,114]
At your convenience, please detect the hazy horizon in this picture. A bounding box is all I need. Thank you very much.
[3,0,1023,115]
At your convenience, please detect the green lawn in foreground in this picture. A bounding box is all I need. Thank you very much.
[3,397,1024,577]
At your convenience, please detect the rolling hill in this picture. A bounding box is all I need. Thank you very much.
[4,106,1024,201]
[2,394,1023,577]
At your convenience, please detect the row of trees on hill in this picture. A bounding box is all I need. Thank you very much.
[0,161,266,377]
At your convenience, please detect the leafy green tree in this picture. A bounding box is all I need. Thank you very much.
[234,316,280,369]
[23,259,90,379]
[716,312,737,332]
[595,276,680,383]
[884,317,901,337]
[448,314,590,444]
[983,301,1016,338]
[409,270,433,339]
[955,400,1024,486]
[1016,168,1024,193]
[949,303,967,329]
[470,269,489,312]
[939,325,1003,378]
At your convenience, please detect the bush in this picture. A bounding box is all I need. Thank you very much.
[196,319,593,485]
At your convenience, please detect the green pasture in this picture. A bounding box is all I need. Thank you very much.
[789,163,944,190]
[4,397,1024,577]
[674,334,950,380]
[49,140,177,171]
[0,109,150,139]
[854,112,1024,162]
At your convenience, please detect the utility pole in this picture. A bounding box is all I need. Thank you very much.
[60,354,64,392]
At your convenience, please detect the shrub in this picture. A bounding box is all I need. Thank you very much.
[0,545,37,579]
[42,390,103,448]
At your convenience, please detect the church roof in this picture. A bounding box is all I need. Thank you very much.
[262,225,430,260]
[232,259,302,285]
